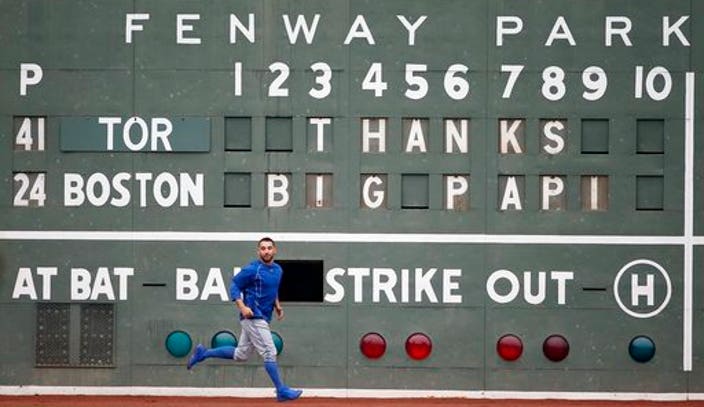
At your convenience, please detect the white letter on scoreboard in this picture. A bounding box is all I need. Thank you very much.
[114,267,134,300]
[551,271,574,305]
[631,273,655,306]
[404,119,427,152]
[230,14,255,44]
[37,267,58,300]
[500,176,522,210]
[446,176,469,210]
[99,117,122,150]
[86,173,111,207]
[605,16,632,47]
[523,271,546,305]
[373,268,397,303]
[177,14,201,44]
[545,16,576,46]
[12,268,37,300]
[415,268,438,303]
[150,118,173,151]
[397,15,427,46]
[362,118,386,153]
[71,268,92,300]
[348,267,370,303]
[541,176,565,210]
[324,268,346,303]
[310,118,331,152]
[176,268,199,301]
[487,269,520,304]
[445,119,468,153]
[344,15,375,45]
[267,174,290,207]
[542,121,565,154]
[90,267,115,300]
[200,268,228,301]
[125,13,150,43]
[496,16,523,46]
[180,173,204,207]
[282,14,320,45]
[64,173,85,207]
[500,119,523,154]
[123,117,149,151]
[362,176,385,208]
[20,63,43,96]
[662,16,690,46]
[443,269,462,304]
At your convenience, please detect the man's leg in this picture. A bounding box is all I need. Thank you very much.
[246,319,302,402]
[187,324,252,370]
[187,345,234,369]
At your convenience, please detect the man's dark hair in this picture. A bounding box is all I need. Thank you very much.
[258,237,276,246]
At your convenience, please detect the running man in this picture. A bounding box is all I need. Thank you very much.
[187,237,302,402]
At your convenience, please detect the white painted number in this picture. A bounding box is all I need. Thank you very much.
[542,66,566,101]
[233,61,242,96]
[635,66,672,101]
[500,64,524,98]
[309,62,332,99]
[268,62,290,97]
[444,64,469,100]
[582,66,607,101]
[13,173,46,207]
[362,62,388,97]
[233,61,678,103]
[404,63,428,100]
[15,117,45,151]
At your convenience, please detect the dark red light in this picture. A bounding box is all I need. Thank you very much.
[405,332,432,360]
[543,334,569,362]
[359,332,386,359]
[497,334,523,361]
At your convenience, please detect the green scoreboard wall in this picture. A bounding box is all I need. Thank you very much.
[1,0,703,395]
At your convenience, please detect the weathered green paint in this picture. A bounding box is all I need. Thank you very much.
[1,0,703,395]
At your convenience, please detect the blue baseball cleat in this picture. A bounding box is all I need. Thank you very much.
[187,344,206,370]
[276,387,303,402]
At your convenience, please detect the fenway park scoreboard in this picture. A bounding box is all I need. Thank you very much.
[1,0,703,396]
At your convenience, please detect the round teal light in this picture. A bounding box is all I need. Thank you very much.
[272,331,284,355]
[165,330,192,358]
[211,330,238,348]
[629,335,655,363]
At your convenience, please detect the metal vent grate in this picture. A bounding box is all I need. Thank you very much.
[79,304,114,366]
[36,303,70,366]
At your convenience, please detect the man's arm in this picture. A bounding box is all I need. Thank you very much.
[235,298,254,318]
[274,298,284,321]
[230,266,254,318]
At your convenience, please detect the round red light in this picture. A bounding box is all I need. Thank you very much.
[359,332,386,359]
[497,334,523,361]
[405,332,432,360]
[543,334,569,362]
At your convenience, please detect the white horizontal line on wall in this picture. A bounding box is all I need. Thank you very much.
[0,230,695,245]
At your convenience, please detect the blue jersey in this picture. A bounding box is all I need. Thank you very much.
[230,259,282,322]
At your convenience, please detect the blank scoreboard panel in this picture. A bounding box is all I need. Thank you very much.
[1,0,703,396]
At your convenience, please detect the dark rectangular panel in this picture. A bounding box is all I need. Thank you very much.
[60,117,210,152]
[36,303,70,367]
[79,304,114,367]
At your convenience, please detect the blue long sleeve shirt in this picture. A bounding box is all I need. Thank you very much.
[229,259,282,322]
